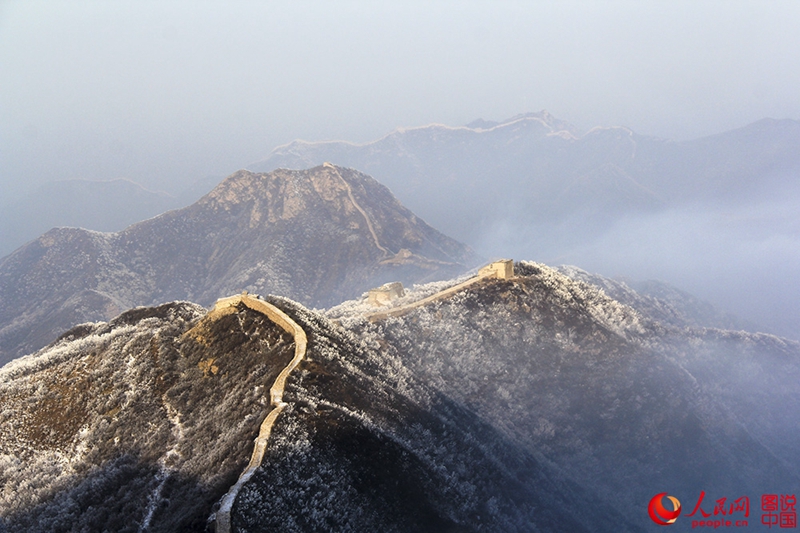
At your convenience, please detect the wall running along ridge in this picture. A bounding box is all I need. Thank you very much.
[211,261,511,529]
[366,259,514,322]
[323,162,391,257]
[209,293,308,533]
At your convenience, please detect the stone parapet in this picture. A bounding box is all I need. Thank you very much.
[210,293,307,533]
[367,259,514,322]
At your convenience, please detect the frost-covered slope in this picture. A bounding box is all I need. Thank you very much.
[334,261,800,530]
[0,164,478,365]
[0,295,639,533]
[4,262,798,531]
[227,296,640,533]
[0,301,296,531]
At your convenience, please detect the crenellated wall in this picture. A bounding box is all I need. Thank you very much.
[210,293,307,533]
[213,261,513,528]
[366,260,514,321]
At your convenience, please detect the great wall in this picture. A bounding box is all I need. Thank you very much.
[366,259,514,321]
[209,293,308,533]
[210,260,514,531]
[323,162,391,258]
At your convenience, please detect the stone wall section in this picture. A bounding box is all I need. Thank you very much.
[212,261,513,529]
[210,293,307,533]
[366,260,514,322]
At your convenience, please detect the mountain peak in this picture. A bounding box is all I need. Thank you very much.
[0,165,478,364]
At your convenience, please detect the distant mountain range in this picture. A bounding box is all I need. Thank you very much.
[0,165,477,365]
[0,179,182,258]
[252,112,800,247]
[2,262,797,531]
[6,113,797,282]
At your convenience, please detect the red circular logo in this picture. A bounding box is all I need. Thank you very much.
[649,493,682,525]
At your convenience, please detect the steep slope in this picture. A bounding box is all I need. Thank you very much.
[0,164,478,365]
[0,301,295,532]
[0,294,641,533]
[330,261,800,529]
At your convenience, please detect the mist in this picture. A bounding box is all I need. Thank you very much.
[2,1,800,338]
[3,5,800,525]
[3,1,800,198]
[475,185,800,338]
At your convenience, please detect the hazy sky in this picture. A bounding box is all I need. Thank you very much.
[2,0,800,197]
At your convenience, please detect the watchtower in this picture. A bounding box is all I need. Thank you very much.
[478,259,514,280]
[367,281,405,306]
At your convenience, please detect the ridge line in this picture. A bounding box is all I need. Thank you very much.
[365,274,487,322]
